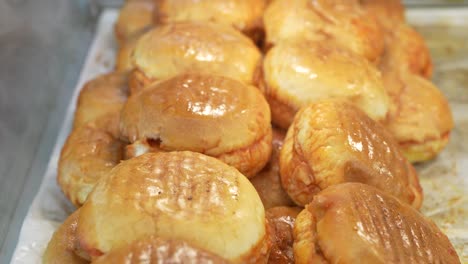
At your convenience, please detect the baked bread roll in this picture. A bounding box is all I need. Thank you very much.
[114,0,154,45]
[73,73,128,129]
[280,100,422,208]
[360,0,405,31]
[260,40,389,129]
[129,22,261,94]
[251,128,295,209]
[381,23,433,78]
[76,151,270,263]
[93,236,229,264]
[115,30,148,73]
[58,114,124,207]
[294,183,460,264]
[154,0,266,42]
[43,210,87,264]
[267,207,301,264]
[382,71,454,162]
[121,74,272,177]
[263,0,384,62]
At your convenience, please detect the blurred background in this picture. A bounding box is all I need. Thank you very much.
[0,0,467,263]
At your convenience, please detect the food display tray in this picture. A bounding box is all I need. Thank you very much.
[10,8,468,263]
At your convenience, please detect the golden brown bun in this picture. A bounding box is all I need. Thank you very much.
[76,152,269,263]
[294,183,460,264]
[130,22,261,94]
[382,71,454,162]
[381,23,433,78]
[261,40,389,129]
[280,100,422,208]
[43,210,88,264]
[121,74,272,177]
[360,0,405,30]
[93,236,230,264]
[154,0,266,41]
[251,128,294,209]
[73,73,129,130]
[266,207,301,264]
[115,0,154,44]
[58,114,125,207]
[115,29,149,73]
[263,0,384,62]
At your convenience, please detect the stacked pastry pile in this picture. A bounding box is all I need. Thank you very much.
[43,0,460,263]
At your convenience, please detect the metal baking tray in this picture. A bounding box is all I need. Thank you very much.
[9,8,468,263]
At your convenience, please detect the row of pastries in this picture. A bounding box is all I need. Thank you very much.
[44,0,460,263]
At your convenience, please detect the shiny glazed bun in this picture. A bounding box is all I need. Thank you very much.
[294,183,460,264]
[114,0,154,44]
[43,210,87,264]
[381,23,433,78]
[261,40,389,129]
[280,100,422,208]
[251,128,295,209]
[73,73,128,129]
[76,151,269,263]
[121,74,272,177]
[93,236,230,264]
[154,0,266,40]
[263,0,384,62]
[130,22,261,94]
[382,71,454,163]
[360,0,405,30]
[58,114,125,207]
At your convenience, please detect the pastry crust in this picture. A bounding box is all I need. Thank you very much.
[382,71,454,162]
[360,0,405,31]
[251,128,295,209]
[263,0,384,62]
[279,100,422,208]
[58,114,125,207]
[380,23,433,78]
[293,183,460,264]
[73,73,129,129]
[114,0,154,45]
[262,40,389,129]
[130,22,261,93]
[43,210,87,264]
[93,236,230,264]
[76,152,270,263]
[154,0,266,42]
[121,74,272,177]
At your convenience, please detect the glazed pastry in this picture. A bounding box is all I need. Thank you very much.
[380,23,433,78]
[154,0,266,42]
[121,74,272,177]
[73,73,128,129]
[267,207,301,264]
[251,128,295,209]
[93,237,230,264]
[76,152,270,263]
[43,210,88,264]
[360,0,405,31]
[58,114,125,207]
[382,71,454,162]
[294,183,460,264]
[114,0,154,44]
[280,100,422,208]
[261,40,389,129]
[115,30,147,72]
[129,22,261,94]
[263,0,384,62]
